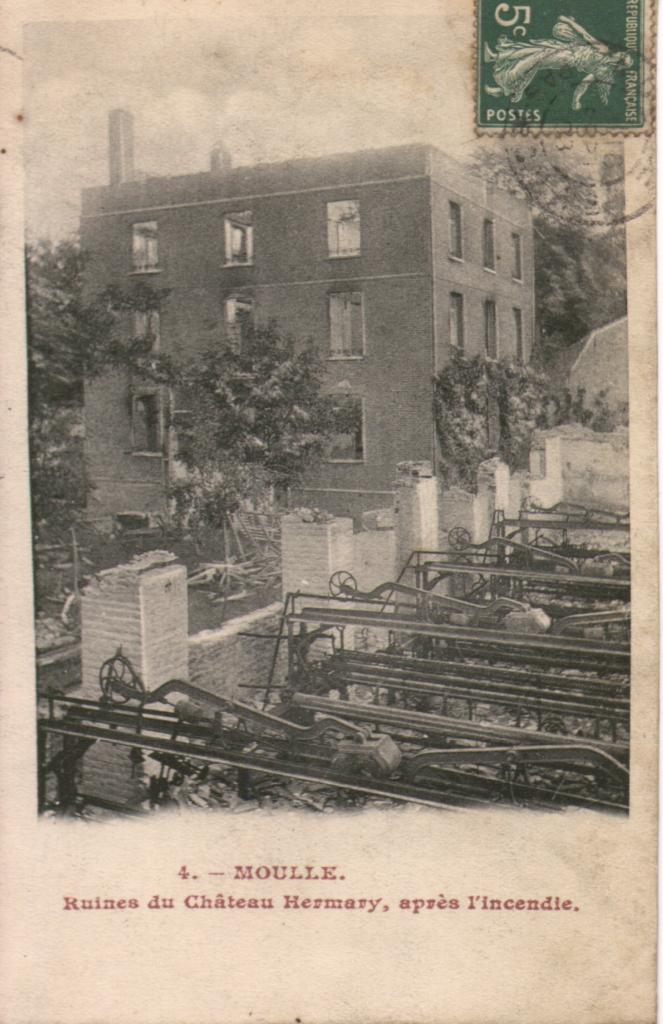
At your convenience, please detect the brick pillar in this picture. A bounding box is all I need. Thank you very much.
[476,457,510,543]
[81,553,188,698]
[439,485,479,543]
[508,470,530,519]
[281,515,354,598]
[529,432,563,508]
[395,461,438,570]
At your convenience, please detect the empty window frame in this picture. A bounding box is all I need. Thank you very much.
[329,292,364,357]
[133,309,160,351]
[328,395,365,462]
[484,299,497,357]
[327,200,361,258]
[512,232,522,280]
[449,201,463,259]
[483,219,495,270]
[449,292,464,350]
[513,306,524,362]
[132,393,161,453]
[224,211,254,265]
[224,296,254,349]
[131,222,159,272]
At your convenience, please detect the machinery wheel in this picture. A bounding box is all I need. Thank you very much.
[329,570,357,599]
[448,526,471,551]
[99,652,145,705]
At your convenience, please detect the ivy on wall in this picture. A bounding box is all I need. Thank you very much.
[433,351,627,491]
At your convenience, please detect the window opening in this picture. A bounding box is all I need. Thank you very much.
[132,222,159,271]
[449,201,463,259]
[132,393,160,453]
[483,219,495,270]
[329,292,364,357]
[224,211,254,265]
[449,292,464,350]
[484,299,497,357]
[328,395,364,462]
[327,200,361,257]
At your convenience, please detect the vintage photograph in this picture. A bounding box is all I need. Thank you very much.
[2,3,658,1023]
[25,15,635,822]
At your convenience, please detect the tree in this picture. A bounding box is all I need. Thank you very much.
[164,323,341,529]
[533,216,627,365]
[26,239,164,529]
[469,139,627,365]
[26,239,340,533]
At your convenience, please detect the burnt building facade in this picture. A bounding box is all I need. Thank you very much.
[82,112,534,520]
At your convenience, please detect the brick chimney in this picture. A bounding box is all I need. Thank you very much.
[109,109,135,186]
[210,142,232,176]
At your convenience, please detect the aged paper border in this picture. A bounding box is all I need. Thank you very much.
[0,2,658,1023]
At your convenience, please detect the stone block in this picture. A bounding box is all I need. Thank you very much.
[281,514,354,597]
[81,552,188,698]
[395,473,438,569]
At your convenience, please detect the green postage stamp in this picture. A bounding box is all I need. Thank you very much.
[477,0,646,129]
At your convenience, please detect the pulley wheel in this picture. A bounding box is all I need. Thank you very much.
[99,652,145,705]
[448,526,471,551]
[329,570,357,599]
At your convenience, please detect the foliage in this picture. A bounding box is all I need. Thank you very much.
[27,238,340,533]
[165,323,341,525]
[28,408,87,528]
[434,352,544,489]
[26,239,166,530]
[533,218,626,365]
[26,240,162,409]
[543,385,628,435]
[470,140,627,363]
[433,351,627,490]
[27,240,114,412]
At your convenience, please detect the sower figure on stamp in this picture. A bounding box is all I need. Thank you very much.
[484,15,633,110]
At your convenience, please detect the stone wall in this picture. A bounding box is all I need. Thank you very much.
[560,429,628,511]
[188,602,286,699]
[529,426,628,512]
[437,459,523,546]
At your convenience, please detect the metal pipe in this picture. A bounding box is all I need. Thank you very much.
[291,607,630,663]
[290,693,628,759]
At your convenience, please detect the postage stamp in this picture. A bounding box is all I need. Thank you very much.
[476,0,646,129]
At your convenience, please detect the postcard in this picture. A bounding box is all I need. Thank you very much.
[0,1,657,1021]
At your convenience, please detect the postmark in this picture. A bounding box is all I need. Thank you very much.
[476,0,647,130]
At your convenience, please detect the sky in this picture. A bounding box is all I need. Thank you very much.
[23,14,476,240]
